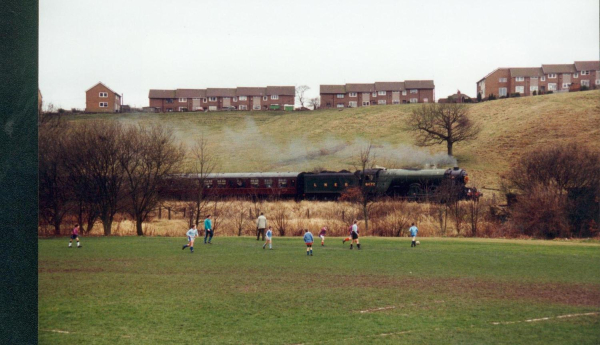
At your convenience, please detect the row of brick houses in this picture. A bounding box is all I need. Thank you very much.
[148,86,295,112]
[477,61,600,100]
[319,81,435,108]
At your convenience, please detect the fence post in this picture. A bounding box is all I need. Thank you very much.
[183,207,186,218]
[168,207,171,220]
[307,209,310,219]
[158,206,162,219]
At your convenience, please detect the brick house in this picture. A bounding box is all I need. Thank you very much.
[319,80,434,108]
[85,82,122,113]
[148,86,295,112]
[477,61,599,100]
[438,90,474,103]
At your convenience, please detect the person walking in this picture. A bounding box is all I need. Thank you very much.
[182,224,198,253]
[350,220,361,250]
[303,228,314,256]
[256,212,267,241]
[69,224,82,248]
[204,215,213,244]
[319,226,327,246]
[409,223,418,247]
[263,226,273,250]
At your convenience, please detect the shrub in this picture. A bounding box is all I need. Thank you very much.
[547,90,553,94]
[487,93,497,101]
[580,85,589,91]
[532,90,537,96]
[510,93,521,97]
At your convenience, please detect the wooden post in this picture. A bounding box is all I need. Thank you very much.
[307,209,310,219]
[158,206,162,219]
[168,207,171,220]
[183,207,186,218]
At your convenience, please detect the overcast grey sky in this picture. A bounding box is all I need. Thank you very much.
[40,0,599,109]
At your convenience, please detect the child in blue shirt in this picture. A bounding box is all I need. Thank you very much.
[182,224,199,253]
[303,229,314,256]
[263,226,273,250]
[409,223,418,247]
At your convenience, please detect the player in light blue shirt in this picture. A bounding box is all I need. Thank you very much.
[263,226,273,250]
[409,223,418,248]
[182,224,199,253]
[303,229,314,256]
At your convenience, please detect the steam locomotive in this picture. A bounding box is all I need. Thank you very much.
[161,167,480,201]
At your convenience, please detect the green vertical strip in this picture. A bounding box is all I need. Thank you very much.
[0,0,38,344]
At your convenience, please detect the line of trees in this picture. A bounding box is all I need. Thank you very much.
[39,120,185,236]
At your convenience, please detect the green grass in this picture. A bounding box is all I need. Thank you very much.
[39,237,600,344]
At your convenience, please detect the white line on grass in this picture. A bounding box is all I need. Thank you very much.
[491,312,599,325]
[359,300,445,314]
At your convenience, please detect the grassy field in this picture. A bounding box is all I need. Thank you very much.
[66,90,600,191]
[39,237,600,344]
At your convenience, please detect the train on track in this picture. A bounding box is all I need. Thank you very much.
[161,167,480,201]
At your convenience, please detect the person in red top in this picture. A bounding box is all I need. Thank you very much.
[318,226,328,246]
[69,224,82,248]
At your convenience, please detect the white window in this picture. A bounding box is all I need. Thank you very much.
[530,86,538,92]
[348,101,357,107]
[178,107,188,111]
[271,95,279,100]
[378,91,386,96]
[392,100,400,104]
[378,100,386,105]
[402,90,407,96]
[99,92,108,98]
[499,78,507,83]
[209,97,217,102]
[239,105,248,110]
[239,96,247,101]
[410,89,418,94]
[540,76,546,81]
[223,97,230,101]
[515,86,524,93]
[349,92,357,97]
[499,87,507,97]
[573,73,578,78]
[562,83,570,89]
[548,83,557,91]
[581,80,590,87]
[99,102,108,107]
[548,73,557,79]
[409,98,418,103]
[362,101,370,106]
[336,103,344,108]
[233,97,238,102]
[179,98,187,102]
[336,94,345,98]
[423,98,429,103]
[581,70,590,75]
[515,77,525,82]
[372,92,377,97]
[595,79,600,85]
[262,96,268,101]
[202,98,207,103]
[194,106,202,110]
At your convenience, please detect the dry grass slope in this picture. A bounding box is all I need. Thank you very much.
[69,90,600,192]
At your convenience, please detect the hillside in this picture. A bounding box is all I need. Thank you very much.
[68,90,600,193]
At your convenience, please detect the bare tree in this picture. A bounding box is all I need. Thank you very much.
[308,97,320,110]
[189,135,218,226]
[407,103,481,156]
[273,203,289,236]
[120,124,185,236]
[64,121,126,236]
[353,142,377,235]
[296,85,310,108]
[38,123,71,235]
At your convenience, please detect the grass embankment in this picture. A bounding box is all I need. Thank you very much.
[68,90,600,191]
[39,237,600,344]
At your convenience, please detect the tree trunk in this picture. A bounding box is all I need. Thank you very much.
[363,202,369,235]
[136,217,144,236]
[53,219,61,236]
[447,141,453,156]
[102,219,112,236]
